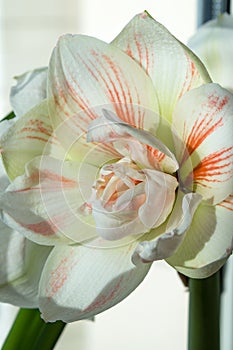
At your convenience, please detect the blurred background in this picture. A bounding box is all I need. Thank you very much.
[0,1,231,349]
[0,0,197,116]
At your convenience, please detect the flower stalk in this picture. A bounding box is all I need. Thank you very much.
[188,271,221,350]
[2,308,66,350]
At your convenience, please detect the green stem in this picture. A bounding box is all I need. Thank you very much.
[2,308,66,350]
[32,318,66,350]
[188,271,220,350]
[2,308,42,350]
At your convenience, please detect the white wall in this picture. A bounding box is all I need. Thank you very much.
[0,0,197,116]
[0,0,80,115]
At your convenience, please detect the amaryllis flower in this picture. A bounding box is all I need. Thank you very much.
[0,12,232,322]
[189,13,233,92]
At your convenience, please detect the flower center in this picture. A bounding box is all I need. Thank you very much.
[84,110,179,241]
[85,157,178,241]
[92,157,145,211]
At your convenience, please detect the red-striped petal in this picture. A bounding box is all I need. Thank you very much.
[38,243,150,322]
[0,101,63,180]
[112,12,210,123]
[167,196,233,278]
[47,34,158,165]
[172,84,233,204]
[0,156,98,245]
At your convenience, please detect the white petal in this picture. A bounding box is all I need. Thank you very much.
[0,119,17,139]
[48,34,158,130]
[0,100,63,180]
[87,109,179,173]
[38,243,151,322]
[173,84,233,204]
[138,169,178,228]
[0,156,98,245]
[87,108,160,143]
[50,110,121,168]
[47,34,158,165]
[133,191,202,263]
[10,67,47,117]
[167,194,233,278]
[92,182,147,240]
[0,222,51,307]
[112,12,210,123]
[0,159,10,191]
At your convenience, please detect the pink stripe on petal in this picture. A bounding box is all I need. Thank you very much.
[185,117,223,157]
[21,220,58,236]
[40,170,78,187]
[126,43,133,57]
[184,95,230,157]
[48,265,68,298]
[21,120,51,137]
[68,73,96,119]
[54,94,70,118]
[193,147,233,184]
[135,35,143,67]
[217,194,233,212]
[84,276,124,313]
[103,54,134,125]
[84,53,126,121]
[19,135,50,143]
[146,145,166,168]
[91,52,134,125]
[178,53,201,99]
[207,94,230,111]
[46,251,75,298]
